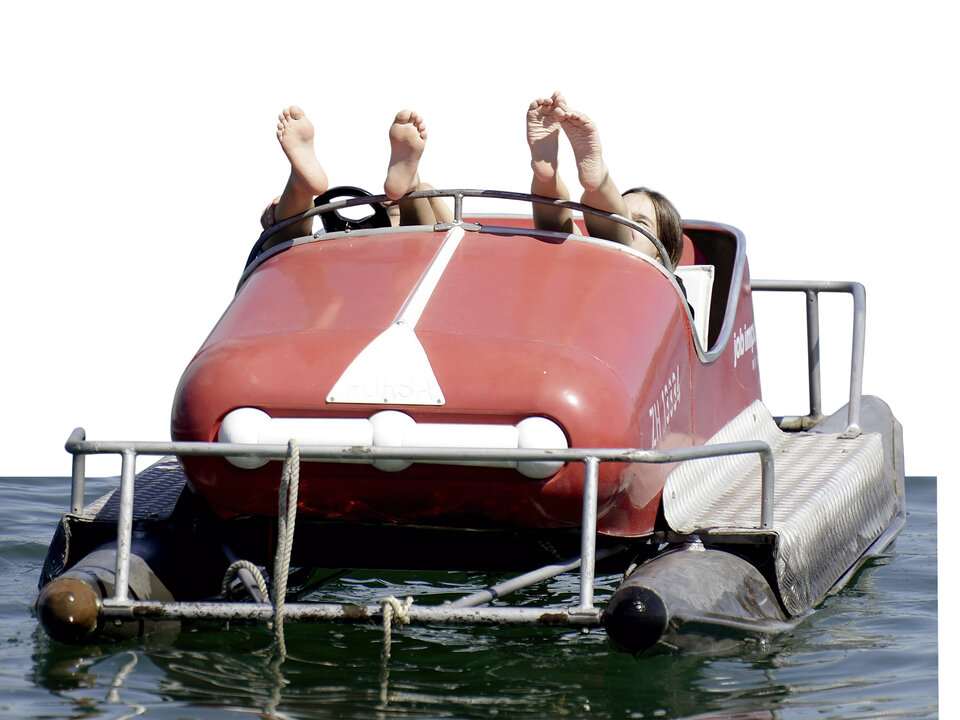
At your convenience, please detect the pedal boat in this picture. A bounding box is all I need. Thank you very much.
[35,188,905,654]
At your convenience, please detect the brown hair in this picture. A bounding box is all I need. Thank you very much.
[622,187,683,269]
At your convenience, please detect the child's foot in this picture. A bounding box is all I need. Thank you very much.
[276,106,329,196]
[526,93,562,183]
[557,104,607,192]
[384,110,427,200]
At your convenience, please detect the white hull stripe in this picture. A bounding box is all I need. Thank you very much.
[395,225,465,328]
[328,226,465,405]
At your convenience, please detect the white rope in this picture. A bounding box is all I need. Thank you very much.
[220,560,270,601]
[272,439,301,659]
[380,595,414,663]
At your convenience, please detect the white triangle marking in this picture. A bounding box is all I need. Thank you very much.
[328,226,464,405]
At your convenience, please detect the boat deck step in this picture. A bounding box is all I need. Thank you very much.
[80,456,186,522]
[663,398,903,615]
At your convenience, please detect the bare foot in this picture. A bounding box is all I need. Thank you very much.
[384,110,427,200]
[276,106,329,195]
[556,104,607,192]
[526,93,563,182]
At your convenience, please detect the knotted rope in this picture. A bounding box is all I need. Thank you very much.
[378,595,414,707]
[380,595,414,663]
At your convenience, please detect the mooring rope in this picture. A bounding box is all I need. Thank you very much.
[272,439,301,659]
[380,595,414,663]
[220,560,270,601]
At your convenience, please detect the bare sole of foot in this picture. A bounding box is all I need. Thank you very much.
[277,106,329,195]
[384,110,427,200]
[558,107,606,192]
[527,96,562,183]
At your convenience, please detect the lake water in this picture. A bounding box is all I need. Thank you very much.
[0,475,938,719]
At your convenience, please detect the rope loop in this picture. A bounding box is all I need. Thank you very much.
[221,560,270,600]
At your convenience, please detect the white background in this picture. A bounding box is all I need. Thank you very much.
[1,0,954,694]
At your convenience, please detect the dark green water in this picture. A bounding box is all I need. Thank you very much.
[1,476,937,719]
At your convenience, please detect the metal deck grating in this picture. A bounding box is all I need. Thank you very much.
[84,456,187,522]
[663,400,900,614]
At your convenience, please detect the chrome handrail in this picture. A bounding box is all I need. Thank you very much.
[65,430,776,626]
[253,187,673,270]
[751,280,866,437]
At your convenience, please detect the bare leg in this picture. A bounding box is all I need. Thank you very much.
[384,110,426,200]
[384,188,452,227]
[383,110,447,226]
[422,182,454,224]
[555,103,634,246]
[527,93,577,234]
[269,106,330,246]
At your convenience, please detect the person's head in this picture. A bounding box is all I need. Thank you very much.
[622,188,683,269]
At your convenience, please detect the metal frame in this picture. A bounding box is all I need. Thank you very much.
[64,430,775,628]
[249,188,674,272]
[751,280,866,437]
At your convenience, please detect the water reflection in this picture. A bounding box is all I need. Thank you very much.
[24,478,937,719]
[29,619,783,719]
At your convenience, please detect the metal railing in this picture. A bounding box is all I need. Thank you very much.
[750,280,866,437]
[251,188,674,271]
[64,430,776,627]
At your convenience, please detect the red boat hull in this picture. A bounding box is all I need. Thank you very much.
[171,220,761,535]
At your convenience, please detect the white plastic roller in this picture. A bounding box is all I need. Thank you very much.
[217,408,567,478]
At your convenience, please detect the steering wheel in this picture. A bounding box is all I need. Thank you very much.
[314,186,392,233]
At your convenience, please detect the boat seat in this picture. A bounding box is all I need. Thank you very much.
[675,265,714,344]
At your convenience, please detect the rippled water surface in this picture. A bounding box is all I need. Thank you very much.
[0,475,937,719]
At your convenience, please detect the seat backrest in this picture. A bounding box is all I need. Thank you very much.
[678,233,711,266]
[674,265,715,345]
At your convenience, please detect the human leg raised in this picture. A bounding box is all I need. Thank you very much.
[527,93,578,234]
[553,101,643,249]
[384,110,452,226]
[266,106,330,247]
